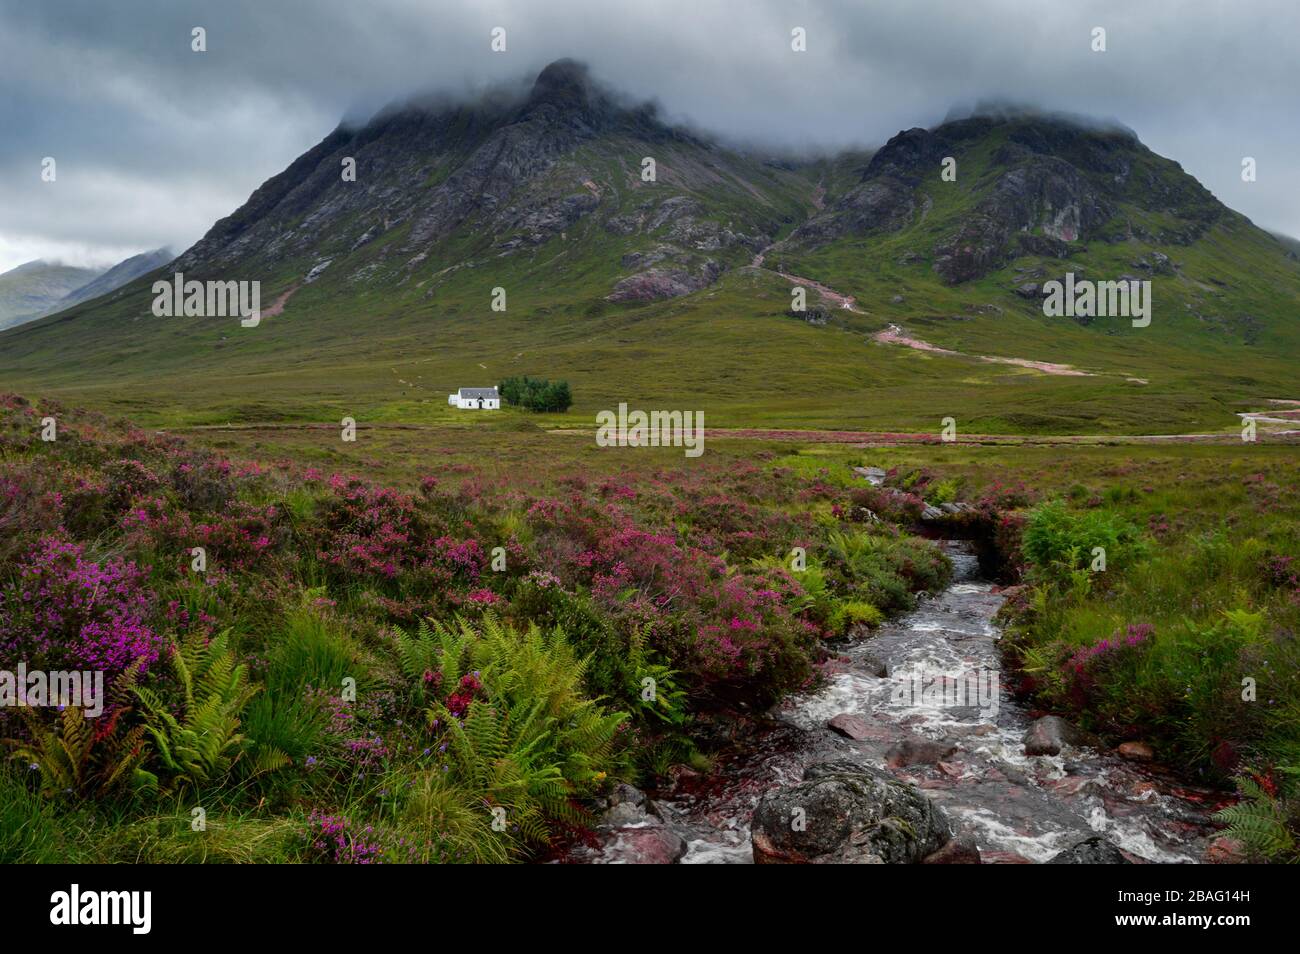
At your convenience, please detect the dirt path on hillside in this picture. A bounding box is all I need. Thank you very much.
[749,201,865,314]
[260,283,300,318]
[873,324,1094,377]
[750,229,1094,376]
[749,246,864,312]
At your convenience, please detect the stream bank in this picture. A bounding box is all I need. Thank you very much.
[570,541,1229,864]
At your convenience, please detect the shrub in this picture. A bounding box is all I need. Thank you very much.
[848,485,925,523]
[8,703,156,801]
[1021,501,1145,586]
[1025,610,1274,772]
[0,536,167,685]
[927,478,960,505]
[824,529,952,614]
[498,376,573,413]
[828,600,884,635]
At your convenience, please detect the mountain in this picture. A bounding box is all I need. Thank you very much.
[172,59,805,299]
[0,260,103,330]
[788,113,1221,282]
[2,60,1298,434]
[57,248,174,310]
[0,248,172,332]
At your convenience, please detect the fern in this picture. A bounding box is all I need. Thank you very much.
[1214,773,1297,862]
[395,618,472,705]
[415,615,627,849]
[134,632,284,793]
[8,704,156,800]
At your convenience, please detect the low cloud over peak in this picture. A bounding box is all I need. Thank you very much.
[2,0,1298,273]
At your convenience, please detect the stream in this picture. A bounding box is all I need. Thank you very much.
[575,541,1227,864]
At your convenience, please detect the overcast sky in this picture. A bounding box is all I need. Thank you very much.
[2,0,1297,275]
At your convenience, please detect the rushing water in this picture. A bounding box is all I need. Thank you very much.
[630,542,1225,864]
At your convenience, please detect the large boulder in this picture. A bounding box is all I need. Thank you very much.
[1046,836,1131,864]
[751,762,951,864]
[599,782,655,826]
[589,783,684,863]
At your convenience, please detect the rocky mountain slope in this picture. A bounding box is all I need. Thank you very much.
[2,60,1297,434]
[174,59,809,303]
[787,113,1226,284]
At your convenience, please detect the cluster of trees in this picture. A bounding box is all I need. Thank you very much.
[497,376,573,413]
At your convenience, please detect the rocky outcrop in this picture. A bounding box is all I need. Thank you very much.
[789,304,833,326]
[794,178,916,243]
[494,192,600,245]
[172,59,786,299]
[787,127,949,244]
[1132,251,1176,275]
[751,761,951,863]
[788,111,1226,287]
[933,156,1110,284]
[606,261,722,302]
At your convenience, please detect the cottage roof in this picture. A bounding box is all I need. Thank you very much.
[458,387,499,398]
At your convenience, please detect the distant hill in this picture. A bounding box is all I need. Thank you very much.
[57,248,173,310]
[0,248,172,331]
[1,60,1297,435]
[0,260,102,330]
[1271,231,1300,257]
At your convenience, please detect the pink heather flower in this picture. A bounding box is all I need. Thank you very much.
[465,588,503,606]
[0,535,167,679]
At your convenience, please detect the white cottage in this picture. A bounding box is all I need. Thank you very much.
[448,387,500,410]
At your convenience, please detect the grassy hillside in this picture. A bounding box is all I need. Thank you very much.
[1,90,1297,435]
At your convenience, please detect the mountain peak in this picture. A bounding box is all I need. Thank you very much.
[6,259,51,275]
[528,58,593,108]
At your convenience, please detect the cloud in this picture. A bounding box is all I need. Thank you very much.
[2,0,1298,273]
